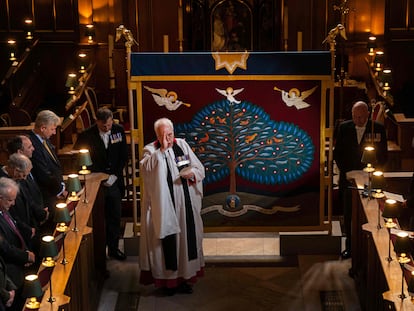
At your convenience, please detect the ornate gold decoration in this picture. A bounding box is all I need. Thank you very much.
[212,52,249,74]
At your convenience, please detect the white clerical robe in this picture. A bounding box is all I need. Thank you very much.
[139,138,205,282]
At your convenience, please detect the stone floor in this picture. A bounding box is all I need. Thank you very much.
[97,233,361,311]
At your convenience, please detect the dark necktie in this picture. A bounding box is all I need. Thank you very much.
[2,212,27,250]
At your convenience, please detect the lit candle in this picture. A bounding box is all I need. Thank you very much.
[297,31,302,51]
[163,35,169,52]
[178,1,183,42]
[283,6,288,40]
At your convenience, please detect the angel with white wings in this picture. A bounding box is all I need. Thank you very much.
[143,86,191,111]
[216,87,244,104]
[273,85,318,110]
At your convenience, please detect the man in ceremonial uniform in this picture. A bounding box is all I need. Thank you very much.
[334,101,388,259]
[74,107,128,261]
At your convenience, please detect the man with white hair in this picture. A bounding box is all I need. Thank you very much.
[29,110,66,229]
[140,117,205,296]
[0,177,36,310]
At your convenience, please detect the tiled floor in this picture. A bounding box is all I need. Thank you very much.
[98,233,361,311]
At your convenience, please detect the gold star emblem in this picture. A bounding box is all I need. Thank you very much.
[212,52,249,74]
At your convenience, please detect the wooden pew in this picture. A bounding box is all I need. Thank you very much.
[24,173,108,311]
[348,170,414,311]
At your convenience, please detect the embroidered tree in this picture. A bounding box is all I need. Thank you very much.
[175,99,314,194]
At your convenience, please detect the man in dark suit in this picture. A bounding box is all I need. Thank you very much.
[0,177,36,310]
[29,110,66,229]
[7,135,49,231]
[0,153,47,256]
[0,154,37,235]
[74,107,128,260]
[0,253,16,310]
[334,101,388,259]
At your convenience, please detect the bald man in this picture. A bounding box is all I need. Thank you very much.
[334,101,388,260]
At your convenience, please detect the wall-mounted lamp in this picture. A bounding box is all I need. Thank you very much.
[7,39,17,61]
[374,51,384,72]
[65,73,78,95]
[22,274,43,309]
[367,35,377,57]
[85,24,95,43]
[381,68,392,92]
[78,52,88,73]
[24,19,34,40]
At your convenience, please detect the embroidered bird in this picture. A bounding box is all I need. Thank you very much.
[274,85,318,110]
[216,87,244,104]
[245,133,258,143]
[234,111,244,118]
[199,133,209,143]
[144,86,191,111]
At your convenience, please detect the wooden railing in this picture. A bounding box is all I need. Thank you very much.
[1,39,44,126]
[23,172,108,311]
[348,170,414,311]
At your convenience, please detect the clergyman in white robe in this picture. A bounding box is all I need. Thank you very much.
[139,137,205,289]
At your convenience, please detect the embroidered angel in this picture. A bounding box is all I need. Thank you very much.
[273,85,318,110]
[144,86,191,111]
[215,87,244,104]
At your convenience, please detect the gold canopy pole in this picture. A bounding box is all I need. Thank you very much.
[178,0,184,52]
[322,22,347,235]
[116,25,139,234]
